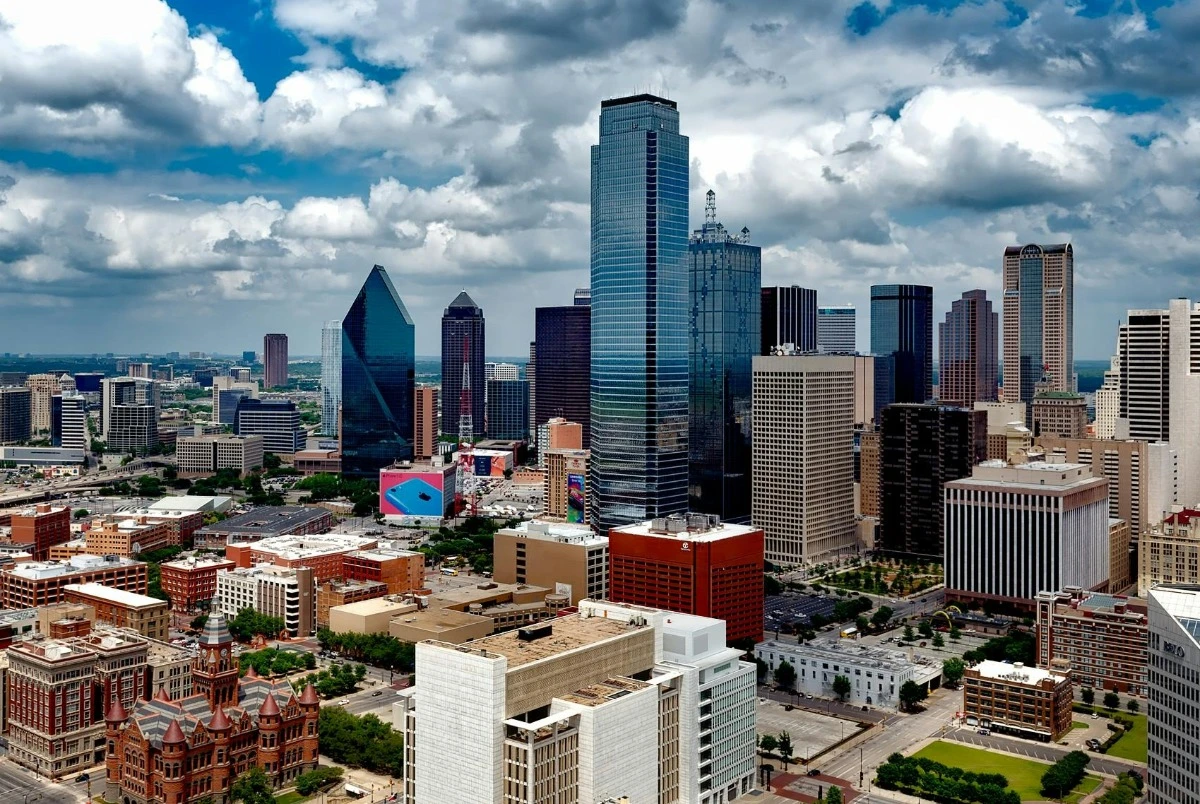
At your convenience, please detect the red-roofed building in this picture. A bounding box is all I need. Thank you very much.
[1139,509,1200,595]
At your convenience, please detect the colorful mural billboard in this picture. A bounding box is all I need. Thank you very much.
[380,471,446,517]
[567,473,585,523]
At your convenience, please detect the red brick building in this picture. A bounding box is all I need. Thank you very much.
[342,549,425,594]
[0,555,148,609]
[160,555,237,614]
[10,504,71,560]
[608,514,764,644]
[105,612,320,804]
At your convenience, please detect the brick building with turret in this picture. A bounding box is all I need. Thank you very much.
[103,610,320,804]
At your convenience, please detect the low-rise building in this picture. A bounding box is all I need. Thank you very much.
[63,582,170,641]
[329,597,415,634]
[754,639,937,708]
[316,579,389,629]
[80,515,173,557]
[144,633,193,701]
[342,548,425,594]
[0,554,148,609]
[293,449,341,476]
[1031,392,1088,439]
[176,433,264,477]
[494,521,608,603]
[1035,588,1147,695]
[226,533,378,583]
[119,506,206,546]
[962,660,1073,742]
[160,554,237,614]
[387,582,566,644]
[193,505,333,549]
[215,564,315,637]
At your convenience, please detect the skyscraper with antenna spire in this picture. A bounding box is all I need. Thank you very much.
[441,290,485,439]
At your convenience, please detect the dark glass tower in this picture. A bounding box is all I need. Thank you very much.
[340,265,415,478]
[441,291,485,439]
[689,191,760,523]
[486,379,530,440]
[534,302,590,446]
[938,289,998,407]
[590,94,689,532]
[870,284,934,413]
[761,285,816,354]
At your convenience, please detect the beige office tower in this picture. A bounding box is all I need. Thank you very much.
[858,430,881,518]
[1031,392,1088,439]
[24,373,59,433]
[544,448,589,522]
[1094,355,1121,439]
[413,385,439,460]
[752,353,856,565]
[1002,244,1074,408]
[974,401,1028,460]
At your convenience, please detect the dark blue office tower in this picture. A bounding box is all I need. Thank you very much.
[870,284,934,413]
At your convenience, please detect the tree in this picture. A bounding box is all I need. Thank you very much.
[871,606,893,629]
[1126,699,1140,714]
[191,614,209,631]
[759,734,778,756]
[1081,687,1095,705]
[777,731,793,770]
[899,681,927,712]
[832,674,852,701]
[774,659,797,691]
[73,508,89,519]
[231,767,275,804]
[855,615,870,634]
[823,786,843,804]
[1104,691,1121,711]
[942,657,966,687]
[949,626,962,642]
[295,766,345,795]
[931,632,945,649]
[918,620,934,639]
[903,625,915,642]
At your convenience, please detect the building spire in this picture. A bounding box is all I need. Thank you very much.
[705,189,716,224]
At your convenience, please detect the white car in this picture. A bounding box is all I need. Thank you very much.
[339,699,351,705]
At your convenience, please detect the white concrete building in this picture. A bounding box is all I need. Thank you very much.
[214,564,315,636]
[754,639,928,709]
[752,353,857,565]
[57,393,87,451]
[816,305,856,354]
[1147,586,1200,803]
[398,599,757,804]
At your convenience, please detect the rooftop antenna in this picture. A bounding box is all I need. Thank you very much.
[705,189,716,224]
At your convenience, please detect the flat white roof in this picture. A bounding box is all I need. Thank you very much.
[974,660,1065,685]
[501,522,607,547]
[64,582,164,609]
[148,496,231,512]
[246,533,376,559]
[613,519,761,543]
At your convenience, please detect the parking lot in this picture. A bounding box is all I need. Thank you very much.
[755,698,864,764]
[764,594,838,631]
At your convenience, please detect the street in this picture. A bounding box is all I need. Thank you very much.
[0,759,84,804]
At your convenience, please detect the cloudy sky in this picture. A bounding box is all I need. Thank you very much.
[1,0,1198,358]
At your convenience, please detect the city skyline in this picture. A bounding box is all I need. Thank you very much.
[0,3,1192,358]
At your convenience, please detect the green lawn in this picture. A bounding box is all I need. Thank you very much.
[914,741,1102,803]
[1104,712,1148,763]
[1070,721,1089,730]
[275,793,310,804]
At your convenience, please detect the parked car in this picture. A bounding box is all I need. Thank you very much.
[372,691,383,697]
[807,769,821,777]
[978,728,990,736]
[338,699,351,705]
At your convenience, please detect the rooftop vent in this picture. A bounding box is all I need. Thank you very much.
[517,623,553,642]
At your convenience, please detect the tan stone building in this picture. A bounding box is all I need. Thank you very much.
[387,582,565,644]
[81,516,173,557]
[63,582,169,640]
[413,385,439,460]
[543,449,589,522]
[1109,519,1132,593]
[316,579,388,629]
[974,401,1027,461]
[1031,392,1088,439]
[858,430,880,518]
[24,373,59,433]
[494,521,607,603]
[1139,509,1200,595]
[329,597,415,634]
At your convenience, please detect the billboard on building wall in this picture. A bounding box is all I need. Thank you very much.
[380,471,446,517]
[567,473,585,523]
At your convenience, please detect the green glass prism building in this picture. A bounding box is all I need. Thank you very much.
[340,265,415,478]
[688,191,760,523]
[589,94,689,532]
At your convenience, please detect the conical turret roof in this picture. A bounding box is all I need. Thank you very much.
[163,719,187,745]
[299,683,320,705]
[106,699,128,723]
[199,610,233,647]
[208,707,232,731]
[258,691,281,717]
[154,686,172,703]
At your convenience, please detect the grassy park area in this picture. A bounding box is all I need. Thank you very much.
[914,742,1102,803]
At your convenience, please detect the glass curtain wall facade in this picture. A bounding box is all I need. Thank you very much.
[486,379,530,440]
[938,290,998,407]
[590,94,689,532]
[689,195,760,522]
[817,306,857,354]
[761,286,816,355]
[440,292,486,438]
[870,284,934,413]
[320,320,342,437]
[534,304,590,446]
[1002,243,1074,410]
[340,265,415,478]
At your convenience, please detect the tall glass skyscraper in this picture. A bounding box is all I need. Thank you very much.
[590,94,689,532]
[534,301,590,446]
[340,265,415,478]
[938,290,998,407]
[870,284,934,413]
[320,320,342,437]
[441,291,485,439]
[689,190,760,522]
[761,285,816,354]
[1002,243,1074,409]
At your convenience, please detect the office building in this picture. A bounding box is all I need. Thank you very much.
[945,460,1110,610]
[341,265,416,477]
[241,349,256,364]
[870,284,933,411]
[104,612,320,800]
[315,579,389,629]
[590,94,690,533]
[527,340,537,446]
[544,448,589,522]
[1003,244,1074,410]
[494,521,608,603]
[962,660,1073,742]
[0,386,32,444]
[101,377,159,452]
[342,548,425,594]
[53,393,86,450]
[938,290,998,407]
[485,362,519,382]
[211,376,259,426]
[10,504,71,560]
[533,301,590,447]
[78,515,173,557]
[1031,392,1088,438]
[608,514,763,644]
[191,505,333,550]
[689,191,760,522]
[0,554,148,609]
[413,384,438,460]
[879,404,986,560]
[755,639,931,708]
[852,354,877,426]
[1139,510,1200,595]
[397,599,757,804]
[74,372,104,393]
[1117,299,1200,503]
[1035,588,1147,695]
[1094,355,1121,440]
[225,533,378,583]
[63,583,169,640]
[127,362,151,379]
[752,353,857,565]
[24,373,59,433]
[859,430,881,519]
[177,433,264,476]
[263,333,288,388]
[761,284,815,355]
[486,378,529,440]
[233,398,304,455]
[159,554,237,614]
[975,401,1029,460]
[215,564,316,636]
[1147,585,1200,803]
[441,290,486,438]
[118,506,206,547]
[817,304,856,354]
[320,319,342,436]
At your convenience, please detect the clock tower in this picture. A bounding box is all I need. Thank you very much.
[192,608,239,710]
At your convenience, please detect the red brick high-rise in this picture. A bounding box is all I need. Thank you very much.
[608,514,764,644]
[10,503,71,560]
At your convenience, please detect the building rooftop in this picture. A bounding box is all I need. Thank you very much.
[10,638,94,662]
[443,613,647,670]
[558,676,650,707]
[331,597,413,617]
[347,548,421,562]
[428,582,551,610]
[240,533,376,559]
[64,583,165,609]
[974,660,1066,686]
[1034,392,1085,401]
[219,564,304,581]
[14,505,68,518]
[757,639,916,673]
[5,554,144,580]
[953,460,1102,490]
[613,514,761,543]
[500,521,607,547]
[198,505,330,536]
[148,496,232,513]
[161,554,236,571]
[390,606,486,635]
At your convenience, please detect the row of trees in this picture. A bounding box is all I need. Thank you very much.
[293,472,377,516]
[189,608,286,641]
[318,706,405,778]
[296,662,367,698]
[1040,750,1090,800]
[875,753,1020,804]
[757,730,795,769]
[961,629,1036,666]
[770,660,928,711]
[239,647,317,677]
[1080,687,1140,713]
[294,766,345,795]
[316,629,417,672]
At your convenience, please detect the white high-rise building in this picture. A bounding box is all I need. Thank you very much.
[24,373,59,433]
[1147,586,1200,803]
[100,377,160,452]
[1093,354,1120,439]
[752,352,857,565]
[397,599,757,804]
[816,305,856,353]
[58,394,87,451]
[321,320,342,437]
